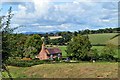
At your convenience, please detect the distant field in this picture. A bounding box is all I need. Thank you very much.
[58,46,67,57]
[88,33,118,45]
[49,36,62,39]
[2,62,118,78]
[58,45,119,58]
[107,35,119,46]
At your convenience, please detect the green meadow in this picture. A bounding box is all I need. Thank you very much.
[2,62,118,78]
[88,33,119,45]
[58,46,67,57]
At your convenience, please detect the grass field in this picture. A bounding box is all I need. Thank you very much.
[2,62,118,78]
[107,35,119,46]
[88,33,118,45]
[58,46,67,57]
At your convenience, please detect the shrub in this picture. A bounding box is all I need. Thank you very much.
[100,44,116,61]
[6,59,45,67]
[88,49,99,61]
[54,57,60,61]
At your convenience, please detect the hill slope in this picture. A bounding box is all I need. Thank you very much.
[88,33,118,45]
[107,35,120,46]
[2,63,118,78]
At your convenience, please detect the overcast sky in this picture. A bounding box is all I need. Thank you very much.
[0,0,119,33]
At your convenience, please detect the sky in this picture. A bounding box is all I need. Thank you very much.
[0,0,119,33]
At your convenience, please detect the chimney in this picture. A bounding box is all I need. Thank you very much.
[41,42,45,50]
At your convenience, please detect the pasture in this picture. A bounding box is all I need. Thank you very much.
[2,62,118,78]
[88,33,118,45]
[107,35,120,46]
[58,46,67,57]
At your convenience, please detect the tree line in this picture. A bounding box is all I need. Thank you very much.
[41,27,120,37]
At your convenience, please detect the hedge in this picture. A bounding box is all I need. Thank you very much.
[6,60,49,67]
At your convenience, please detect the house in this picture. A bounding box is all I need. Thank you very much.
[37,42,62,60]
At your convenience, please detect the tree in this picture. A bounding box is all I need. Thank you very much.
[0,7,15,80]
[7,34,28,58]
[1,7,14,63]
[44,33,50,45]
[66,34,92,61]
[1,7,23,62]
[24,34,42,58]
[73,31,78,36]
[61,32,72,44]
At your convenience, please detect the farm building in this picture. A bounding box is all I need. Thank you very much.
[37,42,62,60]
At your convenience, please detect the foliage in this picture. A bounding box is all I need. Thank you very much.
[66,34,92,61]
[6,59,45,67]
[0,7,21,80]
[24,34,42,58]
[50,39,59,45]
[0,7,13,33]
[8,34,27,58]
[59,45,119,62]
[24,46,37,59]
[99,44,116,61]
[6,58,54,67]
[1,7,27,63]
[88,49,100,61]
[61,32,72,43]
[78,28,119,35]
[50,38,65,45]
[1,7,14,63]
[44,33,50,44]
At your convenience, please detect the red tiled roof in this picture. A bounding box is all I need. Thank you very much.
[46,47,61,54]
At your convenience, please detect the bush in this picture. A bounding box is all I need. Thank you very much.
[92,44,106,46]
[99,44,116,61]
[88,49,100,61]
[54,57,60,61]
[6,59,45,67]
